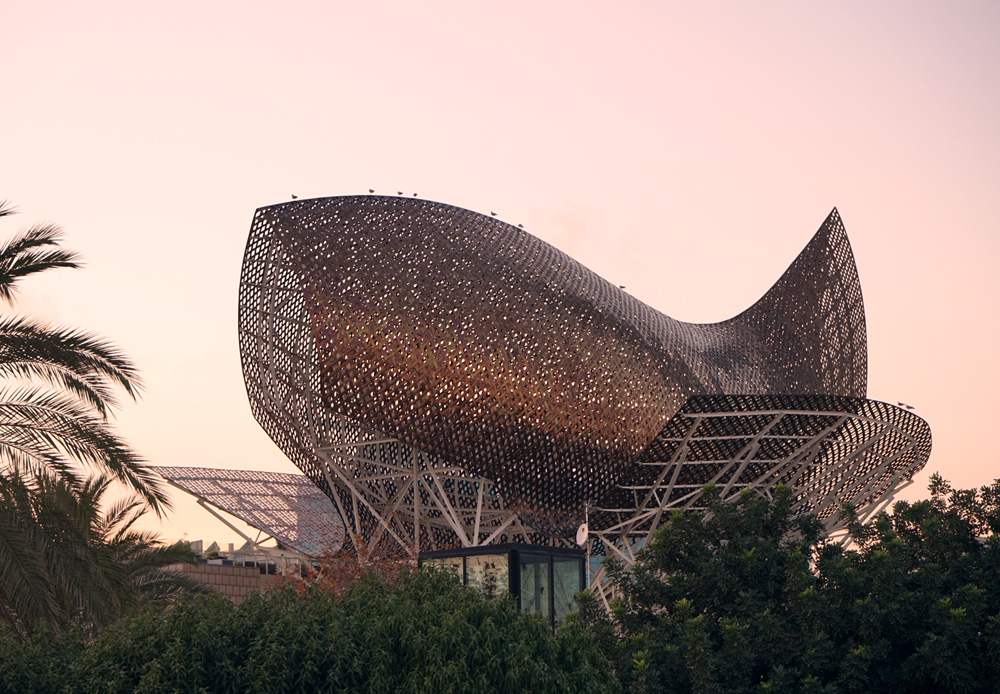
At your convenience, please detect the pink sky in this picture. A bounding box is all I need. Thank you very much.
[3,1,998,545]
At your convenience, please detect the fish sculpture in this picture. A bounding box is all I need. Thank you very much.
[240,197,927,538]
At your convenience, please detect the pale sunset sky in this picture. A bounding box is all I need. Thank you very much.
[3,1,998,545]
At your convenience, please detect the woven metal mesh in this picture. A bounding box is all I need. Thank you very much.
[592,395,932,539]
[239,197,928,549]
[153,466,344,556]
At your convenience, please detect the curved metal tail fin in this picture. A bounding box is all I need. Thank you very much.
[726,208,867,397]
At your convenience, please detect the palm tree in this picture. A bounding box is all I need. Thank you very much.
[0,201,187,637]
[97,476,204,611]
[0,201,165,509]
[0,471,202,639]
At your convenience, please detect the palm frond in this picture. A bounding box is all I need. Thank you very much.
[0,386,168,515]
[0,473,66,635]
[31,477,127,625]
[0,223,80,303]
[0,468,202,635]
[120,540,206,609]
[0,316,143,408]
[0,205,192,637]
[102,497,145,538]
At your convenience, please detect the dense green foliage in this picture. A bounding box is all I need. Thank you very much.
[0,568,618,693]
[0,472,200,638]
[581,478,1000,693]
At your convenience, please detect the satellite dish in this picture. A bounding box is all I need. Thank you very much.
[576,522,589,547]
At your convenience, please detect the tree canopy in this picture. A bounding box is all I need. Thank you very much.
[580,477,1000,694]
[1,567,618,693]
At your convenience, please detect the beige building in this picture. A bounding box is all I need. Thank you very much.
[170,562,280,605]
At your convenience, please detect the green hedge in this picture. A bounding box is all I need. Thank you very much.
[0,568,617,694]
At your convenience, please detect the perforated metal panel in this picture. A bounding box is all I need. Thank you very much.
[592,395,932,545]
[239,197,929,552]
[154,466,344,556]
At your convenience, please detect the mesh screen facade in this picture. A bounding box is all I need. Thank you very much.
[239,197,930,555]
[154,466,344,556]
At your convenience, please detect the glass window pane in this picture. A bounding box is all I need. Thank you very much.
[519,554,551,623]
[466,554,508,599]
[553,557,583,627]
[424,556,463,582]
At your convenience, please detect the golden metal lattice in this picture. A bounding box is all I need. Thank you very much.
[239,197,929,552]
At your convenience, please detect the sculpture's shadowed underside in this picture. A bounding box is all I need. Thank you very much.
[239,197,930,555]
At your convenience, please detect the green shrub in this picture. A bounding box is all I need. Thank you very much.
[5,568,616,693]
[583,479,1000,694]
